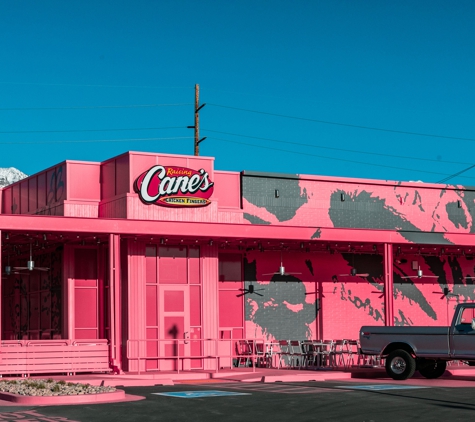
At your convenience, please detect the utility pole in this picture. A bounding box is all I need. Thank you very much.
[188,84,206,156]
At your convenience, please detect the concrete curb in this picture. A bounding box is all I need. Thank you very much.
[0,389,129,405]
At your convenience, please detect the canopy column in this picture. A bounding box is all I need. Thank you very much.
[109,233,122,373]
[201,244,219,370]
[0,230,2,341]
[384,243,394,326]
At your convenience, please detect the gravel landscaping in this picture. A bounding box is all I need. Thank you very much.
[0,379,116,396]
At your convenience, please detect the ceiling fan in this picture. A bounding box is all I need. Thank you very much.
[1,256,24,278]
[263,251,301,277]
[2,255,12,278]
[432,287,458,299]
[237,284,265,297]
[337,267,369,277]
[13,242,49,272]
[337,253,369,277]
[371,288,385,298]
[401,266,438,280]
[2,267,27,279]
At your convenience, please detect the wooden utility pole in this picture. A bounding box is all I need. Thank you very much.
[189,84,206,156]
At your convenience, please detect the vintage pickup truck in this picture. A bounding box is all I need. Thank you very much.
[360,303,475,380]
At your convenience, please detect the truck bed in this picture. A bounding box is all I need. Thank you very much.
[360,326,450,357]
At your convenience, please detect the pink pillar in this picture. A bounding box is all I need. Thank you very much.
[124,240,146,373]
[0,231,2,341]
[384,243,394,326]
[201,244,219,370]
[63,245,75,339]
[109,233,122,373]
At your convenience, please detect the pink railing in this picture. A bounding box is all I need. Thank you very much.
[0,339,110,376]
[126,338,269,374]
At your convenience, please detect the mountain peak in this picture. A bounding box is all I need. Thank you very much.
[0,167,28,188]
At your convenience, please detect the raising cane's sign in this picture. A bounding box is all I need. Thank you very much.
[134,165,214,207]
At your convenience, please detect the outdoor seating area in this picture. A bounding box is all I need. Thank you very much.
[235,339,384,370]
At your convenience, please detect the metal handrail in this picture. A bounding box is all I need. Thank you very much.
[126,338,268,375]
[26,340,69,347]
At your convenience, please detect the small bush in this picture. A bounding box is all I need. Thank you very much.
[27,381,39,388]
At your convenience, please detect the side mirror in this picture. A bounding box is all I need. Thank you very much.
[471,318,475,331]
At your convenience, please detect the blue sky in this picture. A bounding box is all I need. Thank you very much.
[1,1,474,185]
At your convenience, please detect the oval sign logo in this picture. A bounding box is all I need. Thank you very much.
[134,165,214,207]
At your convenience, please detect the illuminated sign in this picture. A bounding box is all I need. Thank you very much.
[134,165,214,207]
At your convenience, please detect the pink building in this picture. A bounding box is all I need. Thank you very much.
[0,150,474,375]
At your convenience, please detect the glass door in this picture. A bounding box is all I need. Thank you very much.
[159,285,190,370]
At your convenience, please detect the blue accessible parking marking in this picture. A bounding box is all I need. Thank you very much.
[337,384,428,391]
[152,390,252,398]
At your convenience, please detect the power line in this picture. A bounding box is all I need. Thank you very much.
[1,82,194,90]
[207,103,475,143]
[0,103,192,111]
[203,129,471,166]
[0,126,184,134]
[437,163,475,184]
[0,136,193,145]
[208,136,475,181]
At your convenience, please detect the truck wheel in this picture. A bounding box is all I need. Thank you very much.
[385,350,416,380]
[418,360,447,379]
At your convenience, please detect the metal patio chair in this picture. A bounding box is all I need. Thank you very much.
[277,340,292,369]
[236,340,253,367]
[289,340,305,369]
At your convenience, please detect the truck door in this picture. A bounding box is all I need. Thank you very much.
[450,306,475,359]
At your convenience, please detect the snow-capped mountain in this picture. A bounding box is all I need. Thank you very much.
[0,167,28,188]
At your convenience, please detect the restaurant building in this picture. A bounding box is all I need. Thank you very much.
[0,150,474,375]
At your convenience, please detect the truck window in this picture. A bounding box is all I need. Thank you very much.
[460,308,475,324]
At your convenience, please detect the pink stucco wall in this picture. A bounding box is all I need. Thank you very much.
[1,161,101,217]
[242,173,470,234]
[2,150,475,374]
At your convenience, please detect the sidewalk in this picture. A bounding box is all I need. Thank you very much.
[1,365,475,407]
[2,364,473,387]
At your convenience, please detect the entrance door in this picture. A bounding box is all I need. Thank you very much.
[159,285,190,370]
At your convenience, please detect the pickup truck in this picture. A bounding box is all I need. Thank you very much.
[360,303,475,380]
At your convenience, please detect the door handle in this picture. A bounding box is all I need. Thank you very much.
[184,332,189,344]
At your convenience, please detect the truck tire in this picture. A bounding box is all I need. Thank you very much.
[418,360,447,379]
[385,349,416,380]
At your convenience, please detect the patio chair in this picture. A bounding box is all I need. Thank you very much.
[301,341,319,368]
[277,340,292,369]
[236,340,253,367]
[317,340,334,368]
[332,340,347,368]
[254,341,270,368]
[344,339,360,368]
[289,340,305,369]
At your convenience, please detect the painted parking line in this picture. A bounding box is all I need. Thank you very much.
[152,390,252,398]
[337,384,428,391]
[216,383,350,394]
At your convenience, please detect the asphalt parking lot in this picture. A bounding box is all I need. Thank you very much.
[2,380,475,422]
